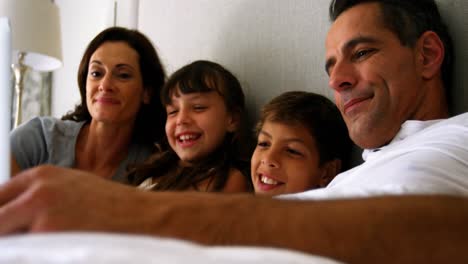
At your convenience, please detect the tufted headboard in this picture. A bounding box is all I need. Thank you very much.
[137,0,467,129]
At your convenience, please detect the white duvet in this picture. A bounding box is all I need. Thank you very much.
[0,232,343,264]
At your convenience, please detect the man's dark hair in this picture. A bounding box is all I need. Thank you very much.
[329,0,454,106]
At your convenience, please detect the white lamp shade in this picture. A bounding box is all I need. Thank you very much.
[0,0,62,71]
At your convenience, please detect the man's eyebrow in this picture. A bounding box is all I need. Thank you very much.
[325,36,379,75]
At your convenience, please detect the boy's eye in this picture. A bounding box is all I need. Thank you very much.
[286,148,303,156]
[257,141,270,148]
[166,108,178,116]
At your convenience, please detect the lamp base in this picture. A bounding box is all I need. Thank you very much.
[11,52,27,128]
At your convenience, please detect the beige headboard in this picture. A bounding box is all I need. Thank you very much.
[138,0,467,121]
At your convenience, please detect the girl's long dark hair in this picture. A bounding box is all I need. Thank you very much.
[127,60,252,191]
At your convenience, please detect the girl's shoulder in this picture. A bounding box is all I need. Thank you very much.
[221,167,252,193]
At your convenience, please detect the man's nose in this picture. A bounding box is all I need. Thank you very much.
[328,60,356,92]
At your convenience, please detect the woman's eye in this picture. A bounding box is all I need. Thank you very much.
[118,73,131,79]
[89,71,101,78]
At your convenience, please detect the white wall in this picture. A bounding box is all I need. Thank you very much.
[52,0,114,117]
[52,0,334,122]
[52,0,468,118]
[52,0,142,118]
[138,0,333,123]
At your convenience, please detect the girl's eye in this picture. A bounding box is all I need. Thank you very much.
[257,141,269,148]
[194,105,207,111]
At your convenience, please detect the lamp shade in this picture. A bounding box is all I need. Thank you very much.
[0,0,62,71]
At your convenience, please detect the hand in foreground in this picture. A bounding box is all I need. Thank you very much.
[0,165,144,234]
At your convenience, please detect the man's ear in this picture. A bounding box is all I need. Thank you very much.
[142,87,151,104]
[226,110,241,132]
[417,31,444,80]
[318,159,341,187]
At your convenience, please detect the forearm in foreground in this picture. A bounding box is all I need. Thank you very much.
[137,193,468,264]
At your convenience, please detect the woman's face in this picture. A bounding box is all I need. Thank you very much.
[86,41,149,125]
[251,120,325,196]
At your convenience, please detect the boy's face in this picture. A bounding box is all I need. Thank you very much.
[251,120,325,196]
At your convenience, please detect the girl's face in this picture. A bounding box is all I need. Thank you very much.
[165,87,238,164]
[86,41,149,125]
[251,120,326,196]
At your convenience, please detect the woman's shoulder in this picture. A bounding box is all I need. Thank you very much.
[11,116,86,145]
[39,116,85,137]
[20,116,84,131]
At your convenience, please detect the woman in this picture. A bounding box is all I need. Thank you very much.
[10,27,166,183]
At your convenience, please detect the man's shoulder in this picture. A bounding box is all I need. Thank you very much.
[422,112,468,136]
[446,112,468,124]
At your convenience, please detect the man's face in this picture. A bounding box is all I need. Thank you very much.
[325,3,425,149]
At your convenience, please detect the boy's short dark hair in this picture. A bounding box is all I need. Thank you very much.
[257,91,352,171]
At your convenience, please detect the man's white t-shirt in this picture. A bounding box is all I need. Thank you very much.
[283,113,468,200]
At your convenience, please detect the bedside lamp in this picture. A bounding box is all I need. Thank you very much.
[0,0,62,128]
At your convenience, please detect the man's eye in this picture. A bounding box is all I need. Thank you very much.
[354,49,375,60]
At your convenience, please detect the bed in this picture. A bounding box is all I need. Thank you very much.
[0,232,342,263]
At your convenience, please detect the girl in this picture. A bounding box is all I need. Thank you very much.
[251,91,352,196]
[129,60,251,192]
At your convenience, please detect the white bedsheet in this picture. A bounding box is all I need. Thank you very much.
[0,232,343,264]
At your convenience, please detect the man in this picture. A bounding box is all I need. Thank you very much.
[0,0,467,263]
[286,0,468,200]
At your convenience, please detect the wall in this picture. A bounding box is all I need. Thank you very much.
[138,0,333,124]
[52,0,142,117]
[52,0,334,123]
[52,0,468,122]
[52,0,114,117]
